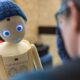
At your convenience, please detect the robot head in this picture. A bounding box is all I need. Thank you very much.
[0,0,27,43]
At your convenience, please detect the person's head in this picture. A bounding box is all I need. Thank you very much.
[0,0,27,44]
[56,0,80,60]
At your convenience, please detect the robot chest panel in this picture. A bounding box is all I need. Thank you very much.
[3,52,30,77]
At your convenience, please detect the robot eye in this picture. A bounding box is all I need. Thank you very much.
[16,25,23,32]
[3,30,11,37]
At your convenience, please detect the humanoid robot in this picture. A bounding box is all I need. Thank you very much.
[0,0,43,80]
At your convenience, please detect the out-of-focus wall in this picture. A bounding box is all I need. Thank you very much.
[38,0,62,65]
[38,0,60,26]
[16,0,39,43]
[15,0,62,65]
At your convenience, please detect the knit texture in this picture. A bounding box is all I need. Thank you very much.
[0,0,27,21]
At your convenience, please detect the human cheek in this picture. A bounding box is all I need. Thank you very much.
[61,27,78,59]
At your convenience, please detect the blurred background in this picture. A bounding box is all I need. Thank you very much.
[9,0,62,66]
[15,0,61,66]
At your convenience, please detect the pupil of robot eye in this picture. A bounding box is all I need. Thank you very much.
[18,27,21,31]
[16,25,23,32]
[5,32,9,35]
[3,30,10,37]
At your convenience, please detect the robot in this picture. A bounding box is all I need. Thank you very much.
[0,0,43,80]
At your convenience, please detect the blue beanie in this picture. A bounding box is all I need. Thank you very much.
[0,0,27,21]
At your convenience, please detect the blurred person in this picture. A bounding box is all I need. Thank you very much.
[56,0,80,62]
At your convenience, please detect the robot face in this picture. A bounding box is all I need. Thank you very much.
[0,16,25,43]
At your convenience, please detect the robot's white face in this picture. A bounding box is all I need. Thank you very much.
[0,16,25,43]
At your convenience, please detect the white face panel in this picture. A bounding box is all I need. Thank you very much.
[0,16,25,43]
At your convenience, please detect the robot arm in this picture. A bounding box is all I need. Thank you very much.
[0,55,8,80]
[31,44,43,70]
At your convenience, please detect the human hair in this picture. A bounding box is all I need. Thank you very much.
[60,0,80,14]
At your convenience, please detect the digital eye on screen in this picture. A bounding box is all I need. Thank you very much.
[3,30,11,37]
[16,25,23,32]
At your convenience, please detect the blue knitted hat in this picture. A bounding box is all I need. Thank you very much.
[0,0,27,21]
